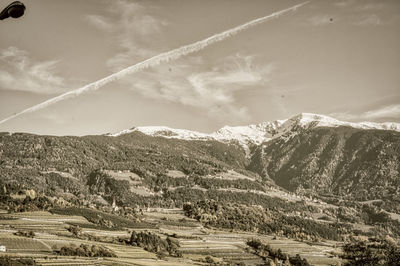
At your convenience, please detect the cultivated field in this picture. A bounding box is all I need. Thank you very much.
[0,208,343,265]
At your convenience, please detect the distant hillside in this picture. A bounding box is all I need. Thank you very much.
[0,131,254,206]
[248,126,400,202]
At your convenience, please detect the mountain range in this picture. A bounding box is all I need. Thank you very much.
[108,113,400,202]
[110,113,400,153]
[1,113,400,212]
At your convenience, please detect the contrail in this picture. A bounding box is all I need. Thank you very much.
[0,1,309,126]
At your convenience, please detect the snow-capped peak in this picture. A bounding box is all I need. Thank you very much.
[285,113,400,131]
[211,119,287,145]
[109,126,211,140]
[110,113,400,151]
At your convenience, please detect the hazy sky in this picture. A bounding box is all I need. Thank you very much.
[0,0,399,135]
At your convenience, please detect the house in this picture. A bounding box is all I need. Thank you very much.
[0,245,6,252]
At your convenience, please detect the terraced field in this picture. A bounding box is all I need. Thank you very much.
[0,208,344,265]
[0,234,51,253]
[144,209,343,265]
[256,236,342,266]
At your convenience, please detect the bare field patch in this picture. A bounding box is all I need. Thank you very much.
[103,170,142,185]
[7,211,90,224]
[41,170,79,180]
[166,170,187,178]
[143,210,200,228]
[206,170,255,181]
[130,186,156,196]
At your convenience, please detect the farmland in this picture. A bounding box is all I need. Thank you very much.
[0,207,343,265]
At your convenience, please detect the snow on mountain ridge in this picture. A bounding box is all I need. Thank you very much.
[110,113,400,148]
[211,119,287,145]
[289,113,400,131]
[110,126,211,140]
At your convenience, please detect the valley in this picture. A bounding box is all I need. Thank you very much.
[1,113,399,265]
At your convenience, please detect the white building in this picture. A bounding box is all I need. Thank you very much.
[0,245,6,252]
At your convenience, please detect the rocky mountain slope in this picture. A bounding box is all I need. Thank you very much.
[248,126,400,201]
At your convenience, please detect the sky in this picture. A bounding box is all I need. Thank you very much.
[0,0,399,136]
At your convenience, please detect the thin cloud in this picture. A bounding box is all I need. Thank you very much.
[85,14,113,31]
[308,14,335,26]
[331,104,400,121]
[0,47,65,94]
[335,0,382,10]
[85,0,167,71]
[333,0,353,7]
[125,54,273,121]
[39,113,65,125]
[354,14,382,26]
[358,3,384,11]
[332,1,394,26]
[363,105,400,119]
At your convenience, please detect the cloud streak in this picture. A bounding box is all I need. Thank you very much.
[354,14,382,26]
[85,0,167,71]
[129,54,273,121]
[0,1,309,126]
[0,47,65,94]
[331,104,400,121]
[85,14,113,31]
[308,14,334,26]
